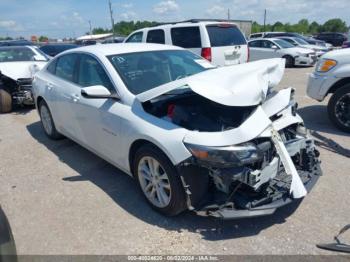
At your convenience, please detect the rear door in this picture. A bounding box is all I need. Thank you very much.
[205,24,248,66]
[170,26,202,56]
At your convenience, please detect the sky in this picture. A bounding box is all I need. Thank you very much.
[0,0,349,39]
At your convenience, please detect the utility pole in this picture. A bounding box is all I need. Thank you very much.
[227,8,230,20]
[88,20,92,36]
[108,0,115,37]
[263,9,267,32]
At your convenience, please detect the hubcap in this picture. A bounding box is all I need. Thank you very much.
[335,93,350,128]
[137,156,171,208]
[40,105,53,135]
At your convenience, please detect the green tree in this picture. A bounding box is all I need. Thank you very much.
[309,21,320,34]
[38,35,48,42]
[321,19,348,32]
[272,21,284,32]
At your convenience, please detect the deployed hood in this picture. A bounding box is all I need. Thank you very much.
[136,58,285,107]
[0,61,46,80]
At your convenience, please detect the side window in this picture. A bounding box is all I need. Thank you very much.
[47,59,57,74]
[248,40,261,48]
[55,54,78,82]
[171,27,201,48]
[126,32,143,43]
[261,40,274,48]
[77,54,114,91]
[146,29,165,44]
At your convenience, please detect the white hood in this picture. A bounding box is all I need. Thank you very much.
[136,58,285,107]
[290,47,314,55]
[0,61,47,80]
[300,44,327,51]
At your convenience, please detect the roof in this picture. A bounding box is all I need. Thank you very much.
[76,33,113,41]
[66,43,183,56]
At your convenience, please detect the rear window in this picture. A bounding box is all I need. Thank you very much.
[171,27,201,48]
[206,25,246,47]
[146,29,165,44]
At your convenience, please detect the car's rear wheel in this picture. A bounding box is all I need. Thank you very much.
[134,144,187,216]
[0,88,12,113]
[328,84,350,133]
[39,100,63,139]
[283,55,295,68]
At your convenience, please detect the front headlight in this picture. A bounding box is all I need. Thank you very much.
[316,59,337,72]
[184,142,261,167]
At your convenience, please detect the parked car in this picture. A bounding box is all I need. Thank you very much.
[124,19,248,66]
[33,44,321,219]
[342,41,350,48]
[102,36,126,44]
[39,43,79,57]
[0,46,48,113]
[0,39,34,46]
[248,38,317,67]
[315,32,348,47]
[263,32,327,47]
[307,48,350,132]
[275,36,328,57]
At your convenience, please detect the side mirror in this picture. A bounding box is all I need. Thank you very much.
[81,85,119,100]
[271,45,279,50]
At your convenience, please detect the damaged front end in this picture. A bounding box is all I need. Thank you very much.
[178,124,321,219]
[140,58,322,219]
[0,72,34,106]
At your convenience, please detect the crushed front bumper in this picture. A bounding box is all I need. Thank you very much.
[183,134,322,220]
[195,166,321,219]
[295,55,317,66]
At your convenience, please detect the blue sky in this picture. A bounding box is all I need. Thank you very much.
[0,0,349,38]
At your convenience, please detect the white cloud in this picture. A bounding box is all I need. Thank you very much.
[122,3,133,9]
[60,12,84,25]
[153,0,179,15]
[206,5,225,16]
[0,20,23,31]
[120,11,137,20]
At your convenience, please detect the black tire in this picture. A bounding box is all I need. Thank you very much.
[38,100,63,139]
[283,55,295,68]
[327,84,350,133]
[0,88,12,113]
[133,144,187,216]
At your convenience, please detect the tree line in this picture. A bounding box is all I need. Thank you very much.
[252,18,348,35]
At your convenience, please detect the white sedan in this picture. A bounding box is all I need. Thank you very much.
[275,36,329,57]
[248,38,317,67]
[33,44,322,219]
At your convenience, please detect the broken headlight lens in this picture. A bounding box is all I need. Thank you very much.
[184,142,261,167]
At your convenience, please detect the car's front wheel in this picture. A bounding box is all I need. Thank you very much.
[134,144,187,216]
[283,55,295,68]
[39,100,63,139]
[328,84,350,133]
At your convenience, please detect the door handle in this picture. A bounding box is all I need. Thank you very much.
[46,83,54,91]
[71,94,80,103]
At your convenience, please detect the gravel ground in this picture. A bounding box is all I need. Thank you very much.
[0,66,349,255]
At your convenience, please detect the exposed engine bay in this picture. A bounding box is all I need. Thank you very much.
[143,91,256,132]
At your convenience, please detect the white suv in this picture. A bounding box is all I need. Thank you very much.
[307,48,350,132]
[124,20,249,66]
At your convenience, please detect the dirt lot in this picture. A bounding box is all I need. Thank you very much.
[0,67,349,255]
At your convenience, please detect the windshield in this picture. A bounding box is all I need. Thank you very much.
[274,39,294,48]
[293,37,309,45]
[0,47,48,62]
[108,50,213,95]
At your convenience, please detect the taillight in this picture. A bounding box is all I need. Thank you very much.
[201,48,212,61]
[167,104,175,119]
[247,46,250,62]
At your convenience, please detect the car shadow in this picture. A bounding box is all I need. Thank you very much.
[298,105,350,158]
[26,121,302,241]
[9,106,34,115]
